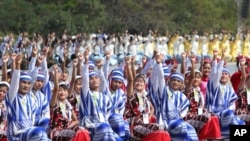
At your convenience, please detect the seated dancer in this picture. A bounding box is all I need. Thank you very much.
[102,52,130,140]
[5,54,50,141]
[124,56,170,141]
[199,57,212,100]
[50,65,90,141]
[183,54,221,140]
[149,53,198,141]
[236,57,250,125]
[28,47,50,130]
[205,50,245,137]
[0,81,9,141]
[0,53,10,140]
[79,50,122,141]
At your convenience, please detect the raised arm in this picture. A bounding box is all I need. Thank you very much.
[210,50,225,88]
[8,54,23,103]
[103,52,111,80]
[50,65,59,107]
[28,46,38,73]
[68,59,78,97]
[131,56,136,80]
[1,55,9,81]
[96,59,108,93]
[151,53,165,95]
[185,55,196,93]
[238,58,246,91]
[180,52,187,75]
[81,50,90,98]
[126,57,134,98]
[41,47,50,86]
[141,50,157,75]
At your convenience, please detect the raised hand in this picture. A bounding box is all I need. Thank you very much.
[2,55,9,64]
[63,49,68,58]
[16,54,23,65]
[131,55,136,63]
[42,47,49,56]
[125,56,131,64]
[73,58,78,67]
[190,55,196,64]
[156,53,163,64]
[213,49,219,59]
[181,52,187,59]
[105,51,111,61]
[11,53,17,61]
[240,57,246,66]
[32,46,38,57]
[36,55,44,66]
[95,59,103,69]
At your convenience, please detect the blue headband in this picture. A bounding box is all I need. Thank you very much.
[222,68,230,75]
[88,61,95,69]
[20,72,32,82]
[89,71,100,77]
[111,75,124,83]
[170,72,184,82]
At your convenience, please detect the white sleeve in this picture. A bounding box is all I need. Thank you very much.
[103,60,110,80]
[98,68,108,93]
[41,58,49,87]
[157,63,165,95]
[211,60,224,88]
[8,70,20,102]
[81,64,90,98]
[141,59,154,75]
[28,57,37,73]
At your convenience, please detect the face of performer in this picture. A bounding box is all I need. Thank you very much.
[193,72,202,87]
[169,78,182,91]
[0,85,8,101]
[19,80,31,95]
[220,72,230,85]
[74,78,82,94]
[33,80,44,91]
[134,75,146,93]
[111,79,123,91]
[203,62,211,77]
[89,75,100,91]
[61,70,69,82]
[58,85,69,101]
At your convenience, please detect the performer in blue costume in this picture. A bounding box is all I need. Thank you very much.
[205,50,245,137]
[79,50,122,141]
[149,53,198,141]
[6,54,50,141]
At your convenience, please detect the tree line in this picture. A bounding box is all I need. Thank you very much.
[0,0,249,36]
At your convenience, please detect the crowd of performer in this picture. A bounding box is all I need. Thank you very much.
[0,30,249,141]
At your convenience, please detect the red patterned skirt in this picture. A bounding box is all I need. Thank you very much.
[186,114,221,140]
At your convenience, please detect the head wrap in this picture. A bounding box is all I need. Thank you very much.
[37,71,45,81]
[170,72,184,82]
[222,68,230,75]
[0,81,10,89]
[20,72,32,82]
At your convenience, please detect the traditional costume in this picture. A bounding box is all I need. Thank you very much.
[149,62,198,141]
[79,64,122,141]
[6,71,50,141]
[205,60,245,137]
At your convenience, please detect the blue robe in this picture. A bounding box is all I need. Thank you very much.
[107,89,130,140]
[150,86,199,141]
[205,60,245,137]
[79,64,122,141]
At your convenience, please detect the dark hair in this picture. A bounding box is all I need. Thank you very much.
[59,84,68,90]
